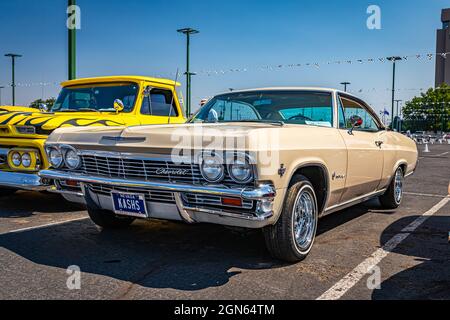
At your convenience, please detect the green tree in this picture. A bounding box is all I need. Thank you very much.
[402,84,450,133]
[29,98,56,109]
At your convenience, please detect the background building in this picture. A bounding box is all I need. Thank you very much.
[435,8,450,87]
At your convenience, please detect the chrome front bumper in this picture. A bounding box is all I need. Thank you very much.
[0,171,50,191]
[40,169,277,228]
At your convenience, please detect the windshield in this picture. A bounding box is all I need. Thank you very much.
[191,91,333,127]
[51,82,139,112]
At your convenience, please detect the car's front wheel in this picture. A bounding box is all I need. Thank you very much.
[263,176,319,262]
[379,167,404,209]
[87,205,135,229]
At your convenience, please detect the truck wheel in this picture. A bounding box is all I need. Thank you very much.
[0,188,17,197]
[87,205,135,229]
[263,176,318,262]
[379,167,404,209]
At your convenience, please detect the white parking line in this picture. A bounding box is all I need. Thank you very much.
[317,196,450,300]
[404,192,448,198]
[0,217,89,235]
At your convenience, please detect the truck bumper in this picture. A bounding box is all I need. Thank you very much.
[0,171,50,191]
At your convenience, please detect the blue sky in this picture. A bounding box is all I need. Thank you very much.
[0,0,448,114]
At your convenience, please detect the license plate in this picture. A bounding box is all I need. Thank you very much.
[111,192,148,218]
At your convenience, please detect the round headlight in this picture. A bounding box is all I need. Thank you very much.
[65,149,80,170]
[48,148,63,168]
[228,157,253,183]
[200,154,225,183]
[11,152,21,167]
[21,153,32,168]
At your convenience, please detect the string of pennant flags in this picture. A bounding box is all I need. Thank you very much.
[1,51,449,88]
[195,51,450,76]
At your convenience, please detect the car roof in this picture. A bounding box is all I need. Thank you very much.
[215,87,361,99]
[61,75,181,87]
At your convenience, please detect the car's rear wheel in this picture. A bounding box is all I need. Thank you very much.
[0,188,17,197]
[379,167,404,209]
[87,205,135,229]
[263,176,318,262]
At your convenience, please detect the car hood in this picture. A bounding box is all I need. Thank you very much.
[0,111,126,137]
[0,106,40,113]
[48,122,287,152]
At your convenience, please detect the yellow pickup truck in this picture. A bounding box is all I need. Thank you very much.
[0,75,186,201]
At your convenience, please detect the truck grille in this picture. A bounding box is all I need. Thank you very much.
[87,184,176,204]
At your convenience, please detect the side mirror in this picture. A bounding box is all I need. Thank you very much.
[113,99,125,113]
[39,103,49,112]
[348,115,363,135]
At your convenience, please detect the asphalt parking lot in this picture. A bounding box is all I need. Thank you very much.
[0,144,449,300]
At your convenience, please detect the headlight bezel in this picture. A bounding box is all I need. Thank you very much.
[21,152,32,168]
[227,155,254,184]
[11,152,22,167]
[64,148,81,170]
[199,152,226,183]
[46,144,80,170]
[46,146,64,169]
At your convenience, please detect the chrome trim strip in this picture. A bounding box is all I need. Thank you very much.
[174,193,196,223]
[323,189,386,215]
[40,170,276,200]
[0,171,49,190]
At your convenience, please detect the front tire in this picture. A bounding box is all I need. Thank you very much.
[263,176,319,262]
[379,167,404,209]
[87,205,135,229]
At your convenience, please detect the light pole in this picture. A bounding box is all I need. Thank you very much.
[4,53,22,106]
[387,56,402,128]
[177,27,199,117]
[68,0,77,80]
[0,86,4,105]
[394,99,402,132]
[340,82,351,92]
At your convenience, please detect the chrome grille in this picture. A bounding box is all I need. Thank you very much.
[182,193,254,209]
[87,184,176,204]
[79,155,202,184]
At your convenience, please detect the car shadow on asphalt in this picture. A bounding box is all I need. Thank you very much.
[372,215,450,300]
[0,192,85,218]
[0,218,285,292]
[0,198,390,293]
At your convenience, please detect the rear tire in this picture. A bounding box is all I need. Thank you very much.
[87,205,135,229]
[0,188,17,197]
[263,176,318,262]
[379,167,404,209]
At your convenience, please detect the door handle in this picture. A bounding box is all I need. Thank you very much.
[375,141,383,147]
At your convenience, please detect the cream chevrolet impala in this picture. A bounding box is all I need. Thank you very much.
[41,88,418,262]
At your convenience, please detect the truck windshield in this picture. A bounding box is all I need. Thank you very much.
[191,90,333,127]
[51,82,139,113]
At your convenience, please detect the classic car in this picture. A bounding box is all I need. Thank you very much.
[40,88,418,262]
[0,75,185,201]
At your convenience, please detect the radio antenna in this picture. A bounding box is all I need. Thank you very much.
[168,68,180,124]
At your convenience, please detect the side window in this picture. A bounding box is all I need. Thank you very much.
[337,97,346,129]
[141,88,178,117]
[339,96,380,132]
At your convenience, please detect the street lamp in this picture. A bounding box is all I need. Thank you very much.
[68,0,77,80]
[387,56,402,127]
[0,86,4,105]
[340,82,351,92]
[4,53,22,106]
[177,27,199,116]
[394,99,402,132]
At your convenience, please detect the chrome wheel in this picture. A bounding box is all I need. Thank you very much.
[394,168,404,204]
[293,187,317,251]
